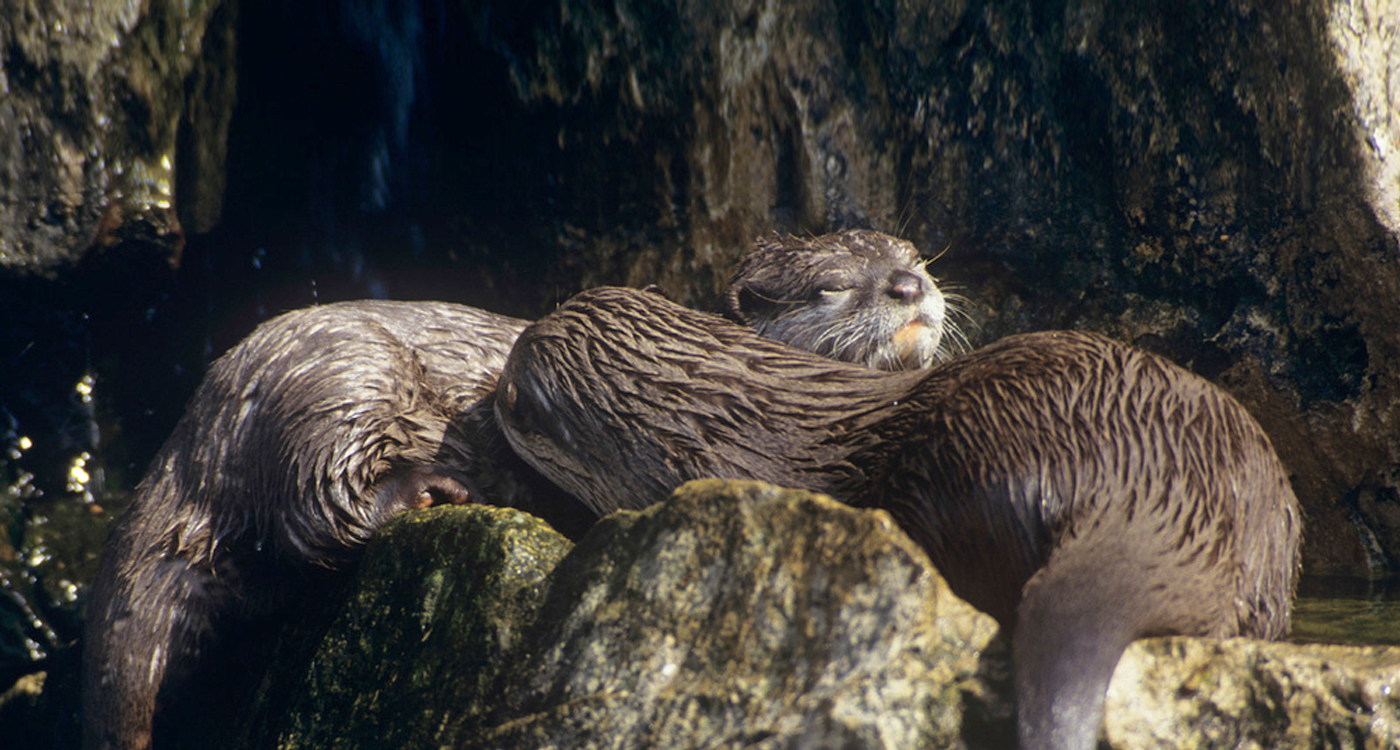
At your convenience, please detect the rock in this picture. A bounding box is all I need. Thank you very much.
[469,479,1006,749]
[6,0,1399,579]
[1105,637,1400,749]
[474,0,1400,578]
[232,480,1011,750]
[236,503,574,750]
[8,2,1400,741]
[0,0,236,275]
[0,672,44,726]
[1328,1,1400,240]
[157,479,1400,749]
[8,0,1399,582]
[0,491,111,673]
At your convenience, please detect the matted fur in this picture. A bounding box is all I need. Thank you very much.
[81,300,529,750]
[496,286,1301,750]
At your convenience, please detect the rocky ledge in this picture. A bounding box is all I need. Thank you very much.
[229,480,1400,750]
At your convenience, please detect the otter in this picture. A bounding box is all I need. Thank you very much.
[82,230,960,750]
[493,286,1301,750]
[723,229,962,370]
[79,300,563,750]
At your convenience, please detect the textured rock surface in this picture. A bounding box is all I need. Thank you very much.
[0,0,235,274]
[229,480,1012,750]
[3,0,1397,579]
[469,480,1006,749]
[6,1,1400,744]
[236,503,574,750]
[1106,637,1400,749]
[220,481,1400,750]
[1328,0,1400,239]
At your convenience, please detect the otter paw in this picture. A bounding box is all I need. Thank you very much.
[380,467,476,511]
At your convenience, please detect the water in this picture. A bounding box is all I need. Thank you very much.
[1290,575,1400,646]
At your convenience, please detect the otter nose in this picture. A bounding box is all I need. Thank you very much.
[887,270,926,302]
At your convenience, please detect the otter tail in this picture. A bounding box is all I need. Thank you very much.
[1011,534,1197,750]
[82,529,232,750]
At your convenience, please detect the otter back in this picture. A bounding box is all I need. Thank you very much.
[81,300,532,750]
[495,286,1301,750]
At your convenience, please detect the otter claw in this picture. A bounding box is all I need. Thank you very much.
[386,467,475,510]
[419,473,474,507]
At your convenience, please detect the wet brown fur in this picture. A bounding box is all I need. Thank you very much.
[81,231,964,750]
[724,229,960,370]
[495,286,1301,750]
[80,300,562,750]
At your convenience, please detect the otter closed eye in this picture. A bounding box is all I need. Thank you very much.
[723,229,963,371]
[814,275,856,295]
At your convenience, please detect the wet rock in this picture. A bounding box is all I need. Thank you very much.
[475,0,1400,578]
[236,479,1011,750]
[0,673,46,742]
[8,0,1398,585]
[235,503,574,750]
[1105,637,1400,749]
[0,491,111,678]
[223,479,1400,749]
[0,0,236,275]
[6,0,1399,582]
[99,478,1392,749]
[470,479,1006,749]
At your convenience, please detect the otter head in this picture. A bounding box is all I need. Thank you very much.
[724,229,953,371]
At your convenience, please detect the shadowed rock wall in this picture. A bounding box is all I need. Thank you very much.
[0,0,235,274]
[3,10,1399,734]
[8,2,1399,748]
[5,0,1397,577]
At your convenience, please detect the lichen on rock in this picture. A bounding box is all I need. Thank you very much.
[1105,637,1400,749]
[239,504,573,750]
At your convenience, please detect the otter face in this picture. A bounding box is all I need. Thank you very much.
[725,230,957,370]
[494,340,687,515]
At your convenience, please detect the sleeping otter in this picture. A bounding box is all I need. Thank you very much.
[81,230,958,749]
[79,300,556,750]
[494,286,1301,750]
[723,229,962,370]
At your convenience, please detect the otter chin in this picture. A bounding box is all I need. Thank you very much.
[891,318,937,369]
[723,229,961,370]
[495,286,1301,750]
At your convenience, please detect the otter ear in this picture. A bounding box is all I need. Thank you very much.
[724,272,784,323]
[722,281,755,322]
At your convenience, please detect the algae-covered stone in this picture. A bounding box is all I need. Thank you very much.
[469,479,1005,750]
[256,504,573,750]
[215,480,1400,749]
[1105,637,1400,749]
